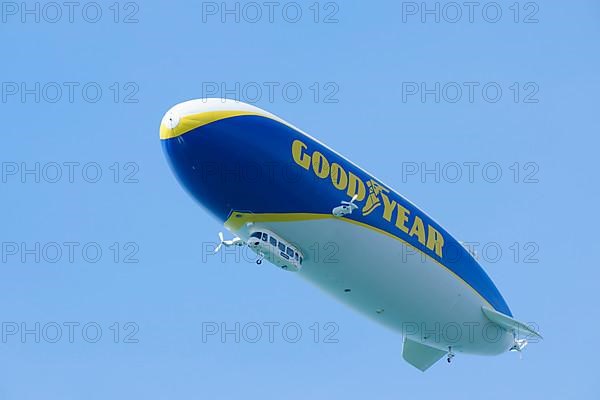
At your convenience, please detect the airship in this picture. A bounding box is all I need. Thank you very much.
[160,98,541,371]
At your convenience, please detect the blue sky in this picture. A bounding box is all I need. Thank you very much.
[1,1,599,398]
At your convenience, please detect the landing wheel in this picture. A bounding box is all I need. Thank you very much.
[447,347,455,364]
[256,259,262,265]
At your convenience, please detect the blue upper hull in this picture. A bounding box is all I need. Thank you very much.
[162,112,512,317]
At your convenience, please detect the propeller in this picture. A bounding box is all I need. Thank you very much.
[215,232,225,254]
[509,338,528,359]
[214,232,242,253]
[341,194,359,210]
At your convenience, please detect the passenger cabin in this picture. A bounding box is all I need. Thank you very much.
[247,230,303,271]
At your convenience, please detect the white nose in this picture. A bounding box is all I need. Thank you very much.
[163,111,180,130]
[159,98,288,141]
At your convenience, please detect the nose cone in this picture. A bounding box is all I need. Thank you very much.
[159,109,181,139]
[159,98,291,221]
[159,98,284,141]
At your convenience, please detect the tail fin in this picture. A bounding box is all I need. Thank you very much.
[482,306,542,339]
[402,337,447,371]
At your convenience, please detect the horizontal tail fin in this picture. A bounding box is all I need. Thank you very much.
[482,306,542,339]
[402,337,447,371]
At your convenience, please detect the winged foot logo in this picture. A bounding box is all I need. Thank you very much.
[363,180,390,216]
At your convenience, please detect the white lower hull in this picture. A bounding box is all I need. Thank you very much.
[233,217,513,356]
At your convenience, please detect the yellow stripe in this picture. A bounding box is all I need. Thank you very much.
[225,212,333,231]
[225,211,495,310]
[160,111,269,140]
